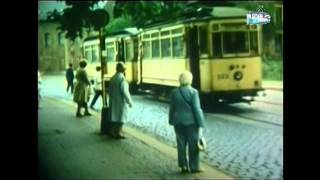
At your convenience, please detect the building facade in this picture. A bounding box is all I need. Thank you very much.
[38,2,115,72]
[38,20,67,72]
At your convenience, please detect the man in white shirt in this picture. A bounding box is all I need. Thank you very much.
[90,66,103,110]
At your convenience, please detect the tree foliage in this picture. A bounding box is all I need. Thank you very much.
[54,0,238,40]
[113,1,189,28]
[46,9,62,22]
[55,1,109,41]
[236,2,277,41]
[112,1,240,28]
[103,15,133,35]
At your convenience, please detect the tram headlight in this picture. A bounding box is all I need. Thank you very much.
[233,71,243,81]
[229,65,235,70]
[254,80,260,87]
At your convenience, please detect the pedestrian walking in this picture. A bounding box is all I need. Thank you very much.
[66,63,74,94]
[73,60,92,117]
[169,70,206,173]
[90,66,103,110]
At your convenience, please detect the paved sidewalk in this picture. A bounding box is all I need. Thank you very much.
[263,81,283,91]
[38,96,233,180]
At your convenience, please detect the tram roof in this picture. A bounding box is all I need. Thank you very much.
[83,35,99,42]
[142,6,248,30]
[83,27,140,42]
[106,27,140,37]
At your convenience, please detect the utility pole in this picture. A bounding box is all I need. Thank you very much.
[99,28,107,107]
[91,9,109,134]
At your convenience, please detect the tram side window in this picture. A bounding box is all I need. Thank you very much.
[161,38,171,57]
[133,39,139,61]
[212,33,222,58]
[223,32,249,54]
[85,51,91,62]
[152,39,160,58]
[250,32,259,56]
[85,49,92,62]
[91,46,98,62]
[199,27,208,55]
[84,51,89,61]
[125,41,133,61]
[172,36,184,57]
[106,42,115,61]
[151,33,160,58]
[143,41,151,59]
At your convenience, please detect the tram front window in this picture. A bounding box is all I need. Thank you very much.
[212,30,259,58]
[223,32,249,54]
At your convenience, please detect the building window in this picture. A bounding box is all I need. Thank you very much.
[58,32,64,46]
[44,33,51,48]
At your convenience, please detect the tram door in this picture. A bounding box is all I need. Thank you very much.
[118,39,125,63]
[188,26,200,89]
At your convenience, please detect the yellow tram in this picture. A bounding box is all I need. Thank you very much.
[138,6,264,103]
[83,6,264,104]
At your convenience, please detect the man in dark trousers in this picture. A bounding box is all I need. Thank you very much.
[66,63,75,94]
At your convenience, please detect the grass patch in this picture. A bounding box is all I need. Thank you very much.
[262,59,283,80]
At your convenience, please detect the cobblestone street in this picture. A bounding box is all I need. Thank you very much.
[127,96,283,179]
[40,74,283,179]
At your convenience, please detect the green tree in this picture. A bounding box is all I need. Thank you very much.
[104,15,133,35]
[56,1,109,41]
[46,9,62,22]
[53,1,110,118]
[236,3,278,56]
[113,1,189,28]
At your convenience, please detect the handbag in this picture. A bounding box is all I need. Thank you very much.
[179,88,206,151]
[197,137,207,151]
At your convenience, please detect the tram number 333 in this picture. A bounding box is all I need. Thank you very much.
[217,74,229,80]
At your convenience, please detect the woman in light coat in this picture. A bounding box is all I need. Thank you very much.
[169,71,206,173]
[108,62,133,139]
[73,60,92,117]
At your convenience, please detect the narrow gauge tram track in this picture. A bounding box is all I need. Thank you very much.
[227,111,283,127]
[138,94,283,127]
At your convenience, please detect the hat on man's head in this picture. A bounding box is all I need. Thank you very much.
[79,59,88,68]
[116,61,126,72]
[197,137,207,151]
